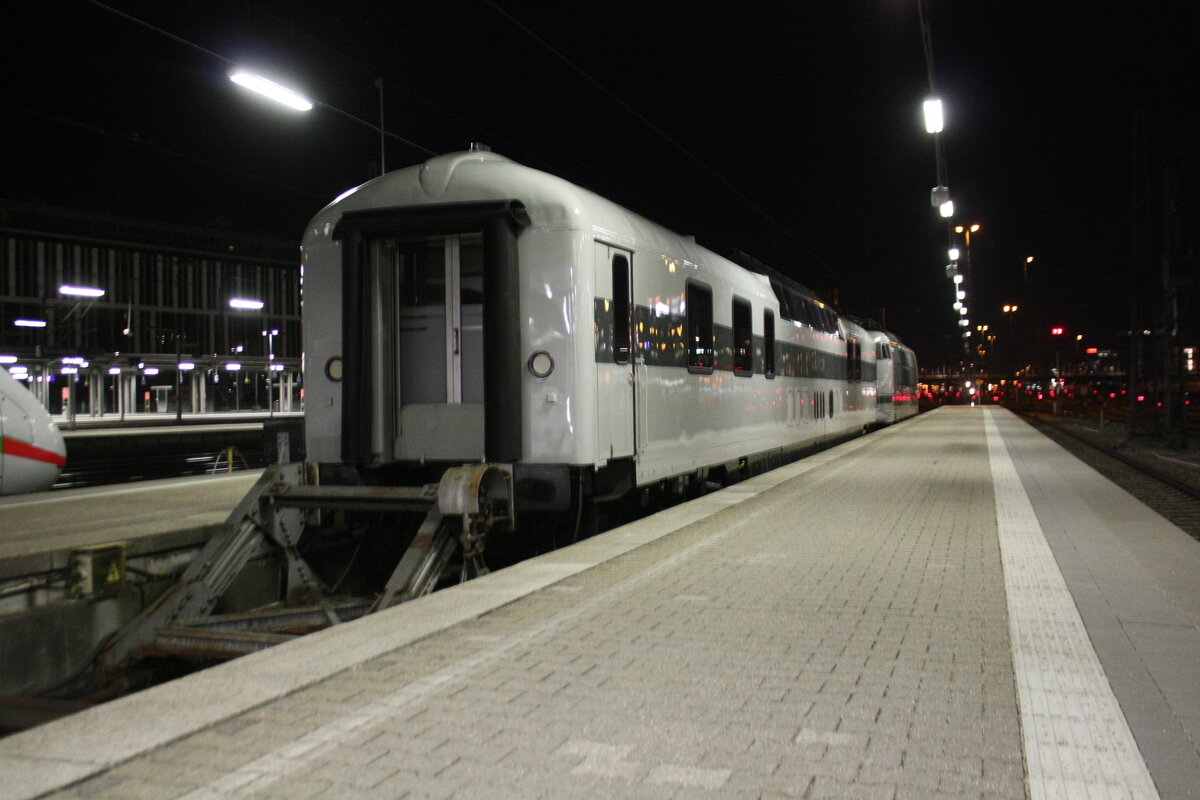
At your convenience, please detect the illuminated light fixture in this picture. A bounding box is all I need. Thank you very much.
[953,274,963,284]
[14,318,47,328]
[270,363,285,372]
[953,302,963,310]
[948,247,960,261]
[0,355,17,364]
[939,199,955,218]
[229,298,264,310]
[178,361,195,370]
[225,362,242,371]
[108,367,121,375]
[229,70,313,111]
[61,366,78,374]
[144,367,160,376]
[957,290,966,300]
[923,98,944,133]
[59,284,105,298]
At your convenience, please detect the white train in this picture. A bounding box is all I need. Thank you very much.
[301,148,917,518]
[0,367,67,495]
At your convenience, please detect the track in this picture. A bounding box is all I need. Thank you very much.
[1020,412,1200,542]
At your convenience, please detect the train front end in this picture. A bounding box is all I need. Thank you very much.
[0,367,67,495]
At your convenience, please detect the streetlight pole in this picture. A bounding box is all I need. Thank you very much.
[263,328,278,417]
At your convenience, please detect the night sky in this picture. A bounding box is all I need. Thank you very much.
[3,1,1196,367]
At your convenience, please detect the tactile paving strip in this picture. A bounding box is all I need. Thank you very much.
[985,409,1159,799]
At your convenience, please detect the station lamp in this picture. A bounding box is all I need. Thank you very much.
[229,70,313,111]
[58,284,105,298]
[1050,326,1065,336]
[923,98,944,133]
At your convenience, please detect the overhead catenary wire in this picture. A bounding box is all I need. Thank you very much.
[481,0,842,286]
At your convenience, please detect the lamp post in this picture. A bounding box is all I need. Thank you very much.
[57,284,105,429]
[953,224,981,283]
[1002,304,1020,380]
[263,328,278,417]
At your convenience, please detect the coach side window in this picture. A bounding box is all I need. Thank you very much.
[733,297,752,375]
[686,281,714,372]
[764,310,776,378]
[612,254,631,365]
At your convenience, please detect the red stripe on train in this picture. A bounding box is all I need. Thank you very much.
[2,437,67,468]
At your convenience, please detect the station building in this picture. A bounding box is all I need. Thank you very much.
[0,200,301,418]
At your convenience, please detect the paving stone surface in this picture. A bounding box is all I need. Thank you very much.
[42,410,1031,799]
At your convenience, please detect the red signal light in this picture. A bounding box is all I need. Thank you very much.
[1050,326,1064,336]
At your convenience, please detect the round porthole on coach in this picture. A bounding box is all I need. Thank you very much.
[528,351,554,378]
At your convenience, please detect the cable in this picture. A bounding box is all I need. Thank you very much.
[482,0,838,283]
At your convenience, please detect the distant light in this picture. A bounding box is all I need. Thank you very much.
[0,355,17,364]
[229,298,264,310]
[108,367,121,375]
[939,200,954,218]
[178,361,195,370]
[14,319,47,328]
[143,367,160,376]
[229,70,313,111]
[59,284,105,298]
[923,98,944,134]
[226,362,242,371]
[953,274,963,285]
[948,247,960,261]
[956,290,966,300]
[61,366,78,375]
[270,363,285,372]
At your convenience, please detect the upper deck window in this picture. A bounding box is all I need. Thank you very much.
[764,310,776,378]
[733,297,752,375]
[687,280,714,372]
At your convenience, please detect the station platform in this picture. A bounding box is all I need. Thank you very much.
[2,406,1198,799]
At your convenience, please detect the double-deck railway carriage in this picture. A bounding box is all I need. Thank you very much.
[98,148,923,665]
[871,330,919,425]
[302,148,907,522]
[301,148,909,519]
